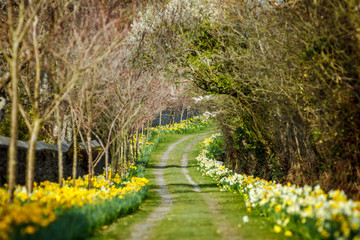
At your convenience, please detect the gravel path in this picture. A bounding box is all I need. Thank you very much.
[129,136,191,240]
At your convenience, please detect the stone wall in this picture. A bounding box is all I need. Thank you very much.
[0,136,104,186]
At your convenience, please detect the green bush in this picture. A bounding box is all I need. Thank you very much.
[177,0,360,198]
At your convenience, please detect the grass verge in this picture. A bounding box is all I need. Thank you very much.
[150,133,221,240]
[186,138,302,240]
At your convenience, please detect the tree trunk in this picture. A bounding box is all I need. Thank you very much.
[146,120,150,143]
[136,127,140,160]
[121,140,125,177]
[180,106,185,122]
[105,147,109,181]
[56,105,64,186]
[25,118,41,194]
[159,111,162,127]
[26,14,42,194]
[71,112,78,186]
[113,149,119,180]
[87,127,93,189]
[127,134,132,166]
[141,124,144,152]
[131,132,136,162]
[85,86,93,189]
[110,138,121,180]
[7,53,19,203]
[113,139,120,180]
[72,134,78,186]
[171,111,175,125]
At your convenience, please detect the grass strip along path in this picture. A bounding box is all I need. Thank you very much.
[89,130,301,240]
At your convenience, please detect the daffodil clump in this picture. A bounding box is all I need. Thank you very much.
[128,116,210,167]
[197,134,360,240]
[0,172,148,240]
[152,117,209,135]
[128,117,209,161]
[0,115,209,240]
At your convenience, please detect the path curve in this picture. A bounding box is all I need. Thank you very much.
[129,135,191,240]
[181,135,206,193]
[181,135,241,240]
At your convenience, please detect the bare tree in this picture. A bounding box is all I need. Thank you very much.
[2,0,46,202]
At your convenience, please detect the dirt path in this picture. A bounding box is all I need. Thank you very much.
[181,135,241,240]
[181,135,205,193]
[89,132,296,240]
[129,136,191,240]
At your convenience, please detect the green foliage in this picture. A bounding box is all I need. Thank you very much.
[188,133,300,240]
[233,127,273,179]
[172,0,360,198]
[0,104,30,141]
[184,22,240,96]
[0,101,52,142]
[203,134,225,161]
